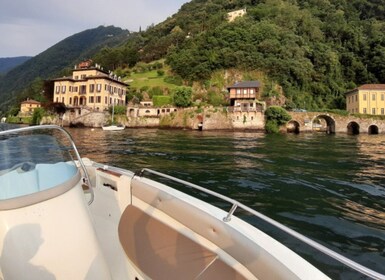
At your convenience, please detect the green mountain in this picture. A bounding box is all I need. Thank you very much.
[0,25,130,115]
[0,57,31,74]
[94,0,385,110]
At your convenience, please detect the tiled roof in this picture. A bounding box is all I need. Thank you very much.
[357,84,385,90]
[21,99,40,104]
[228,81,260,89]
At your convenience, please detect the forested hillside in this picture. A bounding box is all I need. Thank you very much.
[0,57,31,74]
[0,26,129,115]
[95,0,385,110]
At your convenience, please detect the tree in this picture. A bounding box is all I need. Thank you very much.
[173,87,192,107]
[264,106,291,133]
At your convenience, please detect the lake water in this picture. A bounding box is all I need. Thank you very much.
[2,124,384,279]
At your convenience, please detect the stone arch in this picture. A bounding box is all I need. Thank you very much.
[347,121,360,135]
[312,115,336,134]
[286,120,300,133]
[368,125,379,135]
[129,108,136,117]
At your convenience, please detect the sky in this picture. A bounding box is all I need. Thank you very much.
[0,0,189,58]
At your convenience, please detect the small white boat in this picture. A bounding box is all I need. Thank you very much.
[0,125,383,280]
[102,124,125,131]
[103,102,125,131]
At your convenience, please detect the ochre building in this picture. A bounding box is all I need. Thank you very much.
[345,84,385,115]
[20,99,41,115]
[51,60,128,112]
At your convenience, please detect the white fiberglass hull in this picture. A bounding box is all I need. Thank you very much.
[102,125,125,131]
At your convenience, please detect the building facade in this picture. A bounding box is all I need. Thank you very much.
[345,84,385,115]
[20,99,41,115]
[227,81,264,112]
[227,9,247,22]
[51,60,128,112]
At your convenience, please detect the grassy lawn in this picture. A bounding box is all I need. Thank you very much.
[128,70,179,91]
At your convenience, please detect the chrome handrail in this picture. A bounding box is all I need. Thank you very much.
[138,168,385,280]
[0,125,94,205]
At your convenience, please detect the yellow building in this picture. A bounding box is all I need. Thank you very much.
[52,60,128,112]
[20,99,41,115]
[345,84,385,115]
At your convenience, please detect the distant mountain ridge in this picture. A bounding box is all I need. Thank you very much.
[0,57,32,74]
[0,25,130,115]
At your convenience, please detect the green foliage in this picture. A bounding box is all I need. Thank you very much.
[163,75,183,86]
[110,105,126,115]
[173,87,192,107]
[264,106,291,133]
[153,95,172,106]
[148,86,164,98]
[31,108,46,125]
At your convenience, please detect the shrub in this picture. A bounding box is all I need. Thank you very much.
[153,95,172,106]
[264,106,291,133]
[173,87,192,107]
[31,108,46,125]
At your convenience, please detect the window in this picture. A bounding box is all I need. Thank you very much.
[89,96,94,103]
[382,94,385,101]
[243,89,247,94]
[105,96,107,104]
[81,75,86,79]
[62,97,64,103]
[97,84,102,92]
[89,84,95,93]
[69,97,72,104]
[61,86,66,93]
[55,86,60,93]
[363,94,366,101]
[381,108,384,115]
[96,96,101,103]
[250,89,254,94]
[80,85,86,94]
[372,108,376,114]
[372,94,376,101]
[236,89,241,94]
[74,76,78,80]
[355,95,358,101]
[363,108,367,114]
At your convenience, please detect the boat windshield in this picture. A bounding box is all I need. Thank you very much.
[0,126,79,202]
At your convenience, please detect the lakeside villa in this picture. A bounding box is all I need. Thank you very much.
[51,60,128,116]
[345,84,385,115]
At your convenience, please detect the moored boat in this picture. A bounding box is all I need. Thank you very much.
[0,125,383,279]
[102,124,125,131]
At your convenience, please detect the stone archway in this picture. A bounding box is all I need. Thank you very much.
[368,125,379,135]
[313,115,336,134]
[286,120,300,133]
[347,121,360,135]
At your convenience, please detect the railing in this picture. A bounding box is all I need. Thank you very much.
[135,168,385,280]
[227,106,262,113]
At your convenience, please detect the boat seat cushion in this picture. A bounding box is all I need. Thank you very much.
[118,205,246,280]
[0,162,77,200]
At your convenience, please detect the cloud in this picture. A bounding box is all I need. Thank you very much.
[0,0,188,57]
